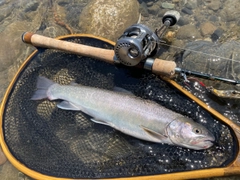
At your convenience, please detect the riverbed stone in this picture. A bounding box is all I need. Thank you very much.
[185,0,198,9]
[177,24,201,39]
[78,0,139,41]
[200,22,217,37]
[148,4,160,15]
[220,0,240,22]
[206,0,221,11]
[161,2,175,9]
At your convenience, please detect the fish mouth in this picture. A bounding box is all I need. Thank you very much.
[204,139,214,144]
[204,135,215,144]
[203,139,215,148]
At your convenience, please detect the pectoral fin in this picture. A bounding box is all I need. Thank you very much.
[141,125,168,140]
[57,101,81,111]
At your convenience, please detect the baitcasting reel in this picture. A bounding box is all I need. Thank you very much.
[114,10,180,66]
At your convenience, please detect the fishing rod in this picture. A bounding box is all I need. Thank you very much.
[22,10,240,85]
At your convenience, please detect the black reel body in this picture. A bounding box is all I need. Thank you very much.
[114,24,159,66]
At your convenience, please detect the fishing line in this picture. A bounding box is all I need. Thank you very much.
[158,42,240,63]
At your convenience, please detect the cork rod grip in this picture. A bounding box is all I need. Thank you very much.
[22,32,115,64]
[152,58,176,76]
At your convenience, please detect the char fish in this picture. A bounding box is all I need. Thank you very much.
[31,76,215,150]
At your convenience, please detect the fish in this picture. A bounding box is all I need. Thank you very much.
[31,76,215,150]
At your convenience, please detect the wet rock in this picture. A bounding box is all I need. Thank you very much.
[78,0,139,41]
[0,161,19,180]
[220,0,240,22]
[148,4,160,15]
[43,25,68,38]
[211,28,224,41]
[0,148,7,165]
[185,0,198,9]
[139,2,149,17]
[181,7,193,15]
[177,24,201,40]
[200,22,217,37]
[146,1,154,7]
[177,16,191,26]
[0,21,34,98]
[0,0,6,6]
[24,1,39,12]
[206,0,221,11]
[161,2,175,9]
[158,9,168,17]
[57,0,69,6]
[209,15,218,22]
[0,22,31,73]
[0,5,13,22]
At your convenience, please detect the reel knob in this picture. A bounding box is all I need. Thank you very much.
[162,10,180,26]
[114,24,159,66]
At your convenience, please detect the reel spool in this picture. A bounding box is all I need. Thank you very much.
[114,10,180,66]
[114,24,159,66]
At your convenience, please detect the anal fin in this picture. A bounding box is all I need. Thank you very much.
[57,101,81,111]
[90,118,111,126]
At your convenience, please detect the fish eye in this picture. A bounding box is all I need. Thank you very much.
[193,127,202,134]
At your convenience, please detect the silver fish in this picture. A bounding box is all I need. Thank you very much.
[31,76,215,150]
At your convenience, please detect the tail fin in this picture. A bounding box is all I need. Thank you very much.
[31,76,55,100]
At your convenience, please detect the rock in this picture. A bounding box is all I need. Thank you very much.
[148,4,160,15]
[211,28,224,41]
[177,24,201,39]
[0,0,6,6]
[209,15,218,22]
[0,5,14,22]
[0,148,7,165]
[0,21,34,98]
[177,16,191,26]
[161,2,175,9]
[146,1,154,7]
[206,0,221,11]
[220,0,240,22]
[0,161,19,180]
[185,0,198,9]
[24,1,39,12]
[200,22,217,37]
[78,0,139,42]
[139,2,149,17]
[0,21,31,73]
[181,7,193,15]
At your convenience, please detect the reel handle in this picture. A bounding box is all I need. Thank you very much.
[22,32,176,77]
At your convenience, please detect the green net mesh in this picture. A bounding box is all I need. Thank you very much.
[2,36,237,178]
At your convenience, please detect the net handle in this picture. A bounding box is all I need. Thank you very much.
[22,32,177,77]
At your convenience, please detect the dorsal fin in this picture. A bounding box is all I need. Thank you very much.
[113,87,134,95]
